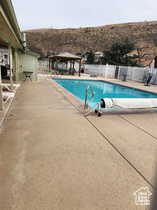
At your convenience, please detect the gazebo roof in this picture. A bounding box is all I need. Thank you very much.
[49,52,81,61]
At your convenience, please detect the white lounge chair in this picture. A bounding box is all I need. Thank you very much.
[2,92,15,104]
[1,83,20,92]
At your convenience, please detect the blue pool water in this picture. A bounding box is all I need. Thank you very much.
[54,79,157,108]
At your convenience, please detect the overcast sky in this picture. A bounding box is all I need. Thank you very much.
[12,0,157,30]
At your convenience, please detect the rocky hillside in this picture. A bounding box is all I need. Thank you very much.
[25,21,157,58]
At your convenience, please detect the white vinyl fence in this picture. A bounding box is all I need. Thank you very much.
[85,64,115,78]
[85,64,157,85]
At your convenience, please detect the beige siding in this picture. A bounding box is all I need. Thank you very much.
[15,52,38,81]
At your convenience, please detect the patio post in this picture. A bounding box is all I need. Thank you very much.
[0,66,3,110]
[9,46,14,90]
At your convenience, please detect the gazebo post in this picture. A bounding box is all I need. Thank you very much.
[50,59,52,71]
[56,59,58,70]
[79,59,81,77]
[48,58,50,71]
[72,60,75,75]
[52,61,54,70]
[50,58,52,72]
[70,61,72,74]
[51,59,53,71]
[66,61,68,70]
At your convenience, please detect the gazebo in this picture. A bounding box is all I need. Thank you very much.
[49,52,82,76]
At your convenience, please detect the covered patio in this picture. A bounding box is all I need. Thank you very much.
[0,0,39,125]
[0,0,24,112]
[49,52,82,76]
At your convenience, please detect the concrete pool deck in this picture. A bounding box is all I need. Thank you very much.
[0,76,157,209]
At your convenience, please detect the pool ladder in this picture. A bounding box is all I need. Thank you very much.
[84,86,94,109]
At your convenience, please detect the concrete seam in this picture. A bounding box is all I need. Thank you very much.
[84,116,155,190]
[119,115,157,142]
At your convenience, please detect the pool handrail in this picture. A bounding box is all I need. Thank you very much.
[84,86,94,109]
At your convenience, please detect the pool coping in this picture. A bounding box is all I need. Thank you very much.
[51,79,86,113]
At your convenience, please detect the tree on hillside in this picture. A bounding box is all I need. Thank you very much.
[102,38,138,66]
[135,47,150,64]
[86,50,95,64]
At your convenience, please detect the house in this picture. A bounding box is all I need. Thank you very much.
[0,0,39,81]
[0,0,39,110]
[94,51,104,64]
[127,49,153,67]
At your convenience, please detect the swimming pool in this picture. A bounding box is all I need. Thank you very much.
[54,79,157,108]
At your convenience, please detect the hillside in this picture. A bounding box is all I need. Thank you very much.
[25,21,157,58]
